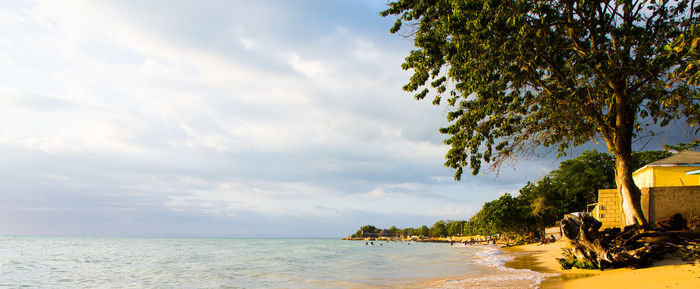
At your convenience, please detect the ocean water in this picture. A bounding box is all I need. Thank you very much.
[0,237,555,288]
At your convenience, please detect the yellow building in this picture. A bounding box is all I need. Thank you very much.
[632,150,700,188]
[593,150,700,228]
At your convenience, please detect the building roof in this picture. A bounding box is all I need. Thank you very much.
[362,232,377,237]
[633,150,700,176]
[646,150,700,167]
[378,229,392,237]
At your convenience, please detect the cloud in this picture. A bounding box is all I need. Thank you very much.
[1,0,692,237]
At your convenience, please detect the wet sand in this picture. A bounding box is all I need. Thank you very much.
[503,240,700,289]
[393,244,557,288]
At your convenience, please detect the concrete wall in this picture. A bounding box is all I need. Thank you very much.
[594,189,622,229]
[544,226,563,240]
[644,186,700,223]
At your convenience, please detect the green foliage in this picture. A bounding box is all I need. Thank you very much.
[353,225,379,237]
[418,225,430,236]
[430,220,448,237]
[630,150,673,171]
[518,178,562,227]
[550,150,615,212]
[469,193,533,236]
[558,258,601,270]
[388,226,399,236]
[447,220,466,236]
[666,25,700,87]
[382,0,700,182]
[554,150,616,190]
[663,139,700,153]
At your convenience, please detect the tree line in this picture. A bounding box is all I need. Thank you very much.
[351,148,688,239]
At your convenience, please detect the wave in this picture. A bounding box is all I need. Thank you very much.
[426,245,558,289]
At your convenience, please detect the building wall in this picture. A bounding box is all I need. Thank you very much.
[633,166,700,188]
[645,186,700,222]
[544,226,562,240]
[594,189,622,229]
[596,186,699,228]
[633,168,655,188]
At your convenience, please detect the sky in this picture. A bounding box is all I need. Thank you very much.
[0,0,693,238]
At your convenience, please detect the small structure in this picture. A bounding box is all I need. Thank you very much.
[592,151,700,228]
[361,231,378,238]
[378,229,392,238]
[544,223,563,240]
[633,150,700,187]
[593,188,623,228]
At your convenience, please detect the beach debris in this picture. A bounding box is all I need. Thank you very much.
[559,213,700,269]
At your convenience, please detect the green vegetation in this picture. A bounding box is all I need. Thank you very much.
[350,150,671,239]
[666,25,700,87]
[381,0,700,226]
[558,258,601,270]
[353,225,379,237]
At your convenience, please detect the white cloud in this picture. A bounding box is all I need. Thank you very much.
[277,51,337,79]
[0,0,572,237]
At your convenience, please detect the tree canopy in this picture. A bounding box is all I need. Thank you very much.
[382,0,700,225]
[353,225,379,237]
[430,220,448,237]
[667,25,700,87]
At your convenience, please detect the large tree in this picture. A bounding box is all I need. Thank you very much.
[382,0,700,226]
[470,193,531,235]
[430,220,448,236]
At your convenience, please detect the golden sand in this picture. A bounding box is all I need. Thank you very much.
[504,240,700,289]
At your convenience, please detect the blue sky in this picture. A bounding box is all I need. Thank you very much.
[0,0,693,237]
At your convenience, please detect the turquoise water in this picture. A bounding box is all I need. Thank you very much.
[0,237,553,288]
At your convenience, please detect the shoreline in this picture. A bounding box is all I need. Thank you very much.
[502,240,700,289]
[408,244,558,288]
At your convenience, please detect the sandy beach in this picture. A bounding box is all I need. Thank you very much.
[504,240,700,289]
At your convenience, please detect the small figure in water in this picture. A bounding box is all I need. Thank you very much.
[370,242,374,245]
[365,242,368,245]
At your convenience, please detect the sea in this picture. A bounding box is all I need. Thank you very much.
[0,237,556,288]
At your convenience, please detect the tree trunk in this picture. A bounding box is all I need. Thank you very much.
[602,89,648,226]
[609,88,647,226]
[614,155,647,226]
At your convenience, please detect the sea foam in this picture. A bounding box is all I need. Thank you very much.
[427,245,558,289]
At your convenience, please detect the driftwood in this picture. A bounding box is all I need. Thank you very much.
[559,213,699,269]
